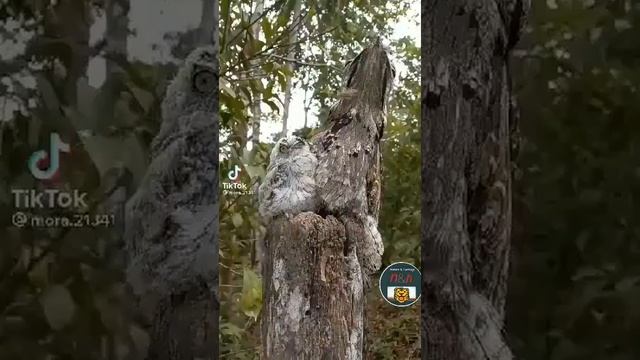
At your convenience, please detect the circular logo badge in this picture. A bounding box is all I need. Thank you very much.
[378,262,422,307]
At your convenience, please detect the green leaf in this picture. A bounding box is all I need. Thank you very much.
[39,285,76,330]
[276,71,288,92]
[219,77,236,98]
[572,267,605,282]
[128,84,155,114]
[615,276,640,292]
[220,322,244,338]
[264,99,280,114]
[240,268,262,321]
[261,18,273,40]
[232,213,244,227]
[244,165,265,179]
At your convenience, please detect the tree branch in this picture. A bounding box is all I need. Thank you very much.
[0,37,108,78]
[222,25,338,76]
[221,0,286,54]
[265,54,341,71]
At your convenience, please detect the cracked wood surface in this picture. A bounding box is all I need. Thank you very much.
[261,213,363,360]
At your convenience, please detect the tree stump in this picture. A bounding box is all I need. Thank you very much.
[261,213,364,360]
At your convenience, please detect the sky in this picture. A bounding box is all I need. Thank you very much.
[1,0,206,122]
[1,0,420,131]
[88,0,205,86]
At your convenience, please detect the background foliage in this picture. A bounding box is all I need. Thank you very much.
[0,0,207,358]
[508,1,640,359]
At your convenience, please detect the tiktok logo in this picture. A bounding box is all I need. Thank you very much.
[227,164,241,181]
[222,164,251,195]
[27,133,70,180]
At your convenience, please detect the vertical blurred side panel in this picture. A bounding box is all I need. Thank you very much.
[122,0,219,358]
[213,0,220,356]
[421,1,529,359]
[214,0,220,357]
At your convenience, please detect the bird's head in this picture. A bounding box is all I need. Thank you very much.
[187,46,217,95]
[342,39,396,111]
[270,136,311,161]
[163,46,217,117]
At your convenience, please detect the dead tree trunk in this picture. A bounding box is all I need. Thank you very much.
[261,214,363,359]
[261,40,393,360]
[422,1,529,359]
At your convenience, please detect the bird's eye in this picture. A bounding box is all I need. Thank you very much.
[192,69,216,93]
[279,143,288,153]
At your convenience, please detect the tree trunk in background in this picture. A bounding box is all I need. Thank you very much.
[251,92,262,146]
[40,0,100,191]
[422,1,529,359]
[99,0,130,133]
[43,0,91,106]
[261,214,363,359]
[280,76,292,138]
[198,0,215,45]
[105,0,129,76]
[279,1,303,139]
[250,0,264,147]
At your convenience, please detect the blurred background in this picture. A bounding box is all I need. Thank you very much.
[218,0,420,358]
[0,0,213,358]
[508,1,640,359]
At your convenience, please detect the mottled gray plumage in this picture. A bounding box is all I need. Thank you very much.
[124,46,218,317]
[152,46,217,157]
[312,40,394,280]
[258,135,318,220]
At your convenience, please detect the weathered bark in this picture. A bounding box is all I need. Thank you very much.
[422,1,528,359]
[261,214,363,360]
[261,41,393,360]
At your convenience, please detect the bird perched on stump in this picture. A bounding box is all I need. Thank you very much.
[258,135,318,221]
[124,46,218,315]
[311,38,395,286]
